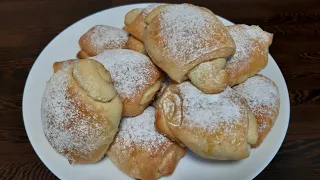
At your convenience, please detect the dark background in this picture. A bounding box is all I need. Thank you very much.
[0,0,319,179]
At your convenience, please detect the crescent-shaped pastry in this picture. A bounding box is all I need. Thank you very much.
[155,82,258,160]
[42,59,122,164]
[107,107,186,180]
[233,75,280,147]
[124,8,143,26]
[124,4,165,41]
[225,24,273,86]
[77,25,146,58]
[126,35,147,55]
[93,49,163,116]
[144,4,236,94]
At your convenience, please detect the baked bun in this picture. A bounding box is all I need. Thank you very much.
[155,82,258,160]
[226,24,273,86]
[151,75,172,108]
[42,59,122,164]
[124,8,142,26]
[233,75,280,147]
[93,49,163,116]
[107,107,186,180]
[77,25,147,58]
[124,4,164,41]
[126,35,147,55]
[144,4,236,94]
[187,58,228,94]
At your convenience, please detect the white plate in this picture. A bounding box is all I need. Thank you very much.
[22,3,290,180]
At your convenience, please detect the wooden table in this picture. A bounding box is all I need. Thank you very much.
[0,0,319,179]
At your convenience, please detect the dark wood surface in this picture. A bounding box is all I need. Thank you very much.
[0,0,319,179]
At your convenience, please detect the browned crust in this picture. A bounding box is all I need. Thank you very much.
[78,25,147,58]
[45,60,122,164]
[77,50,90,59]
[237,74,280,147]
[157,143,186,177]
[252,108,279,147]
[107,140,186,180]
[144,4,236,83]
[54,56,162,117]
[125,10,146,41]
[107,107,186,180]
[121,63,163,117]
[53,59,77,73]
[225,25,273,87]
[78,26,126,57]
[124,8,142,26]
[154,85,184,145]
[155,83,255,160]
[126,35,147,55]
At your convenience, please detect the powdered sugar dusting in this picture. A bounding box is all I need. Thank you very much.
[142,4,165,17]
[226,25,270,70]
[233,75,280,118]
[86,25,129,54]
[113,107,172,154]
[41,66,108,161]
[157,4,227,67]
[93,49,157,99]
[178,82,245,130]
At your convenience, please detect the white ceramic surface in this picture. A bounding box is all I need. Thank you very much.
[22,3,290,180]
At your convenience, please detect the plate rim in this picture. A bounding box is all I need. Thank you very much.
[22,3,291,180]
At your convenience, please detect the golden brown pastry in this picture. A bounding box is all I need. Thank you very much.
[225,24,273,87]
[144,4,236,94]
[107,107,186,180]
[124,4,165,41]
[126,35,147,55]
[52,59,75,72]
[155,82,258,160]
[152,75,172,107]
[77,25,147,58]
[78,25,129,57]
[41,59,122,164]
[233,75,280,147]
[124,8,142,26]
[93,49,163,116]
[187,58,229,94]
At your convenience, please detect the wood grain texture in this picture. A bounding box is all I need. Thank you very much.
[0,0,319,179]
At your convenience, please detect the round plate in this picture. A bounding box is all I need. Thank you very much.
[22,3,290,180]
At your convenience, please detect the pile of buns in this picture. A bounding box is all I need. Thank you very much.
[41,3,280,180]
